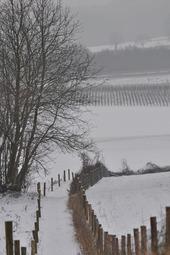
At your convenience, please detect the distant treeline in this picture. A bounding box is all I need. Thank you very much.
[93,46,170,74]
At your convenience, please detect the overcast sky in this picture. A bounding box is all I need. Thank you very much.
[62,0,170,47]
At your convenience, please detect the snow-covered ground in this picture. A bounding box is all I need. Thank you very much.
[102,74,170,86]
[0,192,37,255]
[39,182,80,255]
[86,172,170,237]
[1,104,170,254]
[0,179,81,255]
[1,75,170,254]
[88,72,170,87]
[84,106,170,171]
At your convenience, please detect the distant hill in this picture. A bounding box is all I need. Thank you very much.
[88,36,170,53]
[89,37,170,75]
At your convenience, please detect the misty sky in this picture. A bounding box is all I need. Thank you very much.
[62,0,170,47]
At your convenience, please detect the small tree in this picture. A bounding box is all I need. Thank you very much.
[0,0,93,190]
[121,159,132,175]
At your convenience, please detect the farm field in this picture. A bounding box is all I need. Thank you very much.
[82,84,170,106]
[42,102,170,175]
[89,72,170,87]
[83,106,170,172]
[86,172,170,237]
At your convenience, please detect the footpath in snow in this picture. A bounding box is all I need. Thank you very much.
[0,179,81,255]
[39,181,81,255]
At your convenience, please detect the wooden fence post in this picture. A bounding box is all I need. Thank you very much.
[166,207,170,252]
[31,240,36,255]
[33,228,38,243]
[43,182,46,196]
[68,169,70,180]
[82,193,86,212]
[121,235,126,255]
[115,237,120,255]
[34,222,39,242]
[97,224,101,253]
[108,234,113,255]
[112,235,116,255]
[63,170,66,182]
[127,234,132,255]
[150,217,158,255]
[88,204,92,229]
[51,178,53,191]
[58,174,60,187]
[21,247,26,255]
[5,221,13,255]
[104,232,108,254]
[14,240,20,255]
[99,226,104,255]
[91,210,95,234]
[32,234,37,254]
[95,217,99,241]
[93,211,97,236]
[141,226,147,255]
[134,228,140,255]
[36,210,39,231]
[71,172,74,180]
[85,199,89,221]
[37,198,41,217]
[37,182,41,198]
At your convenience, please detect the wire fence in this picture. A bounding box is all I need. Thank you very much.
[70,174,170,255]
[4,169,74,255]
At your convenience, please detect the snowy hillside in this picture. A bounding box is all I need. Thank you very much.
[86,172,170,237]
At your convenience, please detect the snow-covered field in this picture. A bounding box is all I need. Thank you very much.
[84,104,170,238]
[86,172,170,237]
[1,104,170,254]
[84,106,170,171]
[88,72,170,87]
[102,74,170,86]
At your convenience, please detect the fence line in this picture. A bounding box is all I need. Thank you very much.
[70,175,170,255]
[4,168,74,255]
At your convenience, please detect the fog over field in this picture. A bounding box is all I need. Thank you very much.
[63,0,170,46]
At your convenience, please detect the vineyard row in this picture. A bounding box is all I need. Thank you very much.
[78,84,170,106]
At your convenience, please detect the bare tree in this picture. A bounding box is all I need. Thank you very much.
[0,0,93,190]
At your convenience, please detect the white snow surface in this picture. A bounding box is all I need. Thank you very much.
[89,72,170,87]
[86,172,170,237]
[39,182,80,255]
[83,106,170,171]
[0,180,81,255]
[1,80,170,254]
[0,192,37,255]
